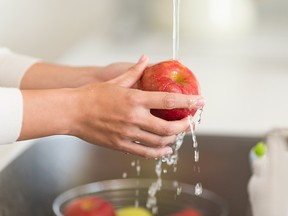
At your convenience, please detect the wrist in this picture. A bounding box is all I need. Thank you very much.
[62,88,83,137]
[56,88,79,136]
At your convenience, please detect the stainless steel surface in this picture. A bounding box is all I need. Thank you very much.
[0,134,259,216]
[53,178,229,216]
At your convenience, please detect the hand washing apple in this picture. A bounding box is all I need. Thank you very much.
[140,60,201,121]
[63,196,116,216]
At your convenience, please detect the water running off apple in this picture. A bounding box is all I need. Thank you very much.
[122,0,203,213]
[146,0,203,213]
[172,0,203,196]
[188,110,203,196]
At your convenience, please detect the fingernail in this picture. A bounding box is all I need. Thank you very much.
[139,54,148,63]
[188,96,206,109]
[195,97,206,108]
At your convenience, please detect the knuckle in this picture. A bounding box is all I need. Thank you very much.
[141,148,156,159]
[162,93,176,109]
[125,90,141,106]
[157,137,168,146]
[120,128,133,139]
[125,112,138,124]
[111,132,130,149]
[169,135,177,144]
[141,151,151,159]
[112,139,123,149]
[162,125,175,136]
[129,65,138,73]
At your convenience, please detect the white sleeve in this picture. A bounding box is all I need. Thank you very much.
[0,87,23,144]
[0,47,39,88]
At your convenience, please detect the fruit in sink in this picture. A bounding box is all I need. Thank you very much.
[140,60,201,121]
[63,196,116,216]
[169,208,203,216]
[116,206,152,216]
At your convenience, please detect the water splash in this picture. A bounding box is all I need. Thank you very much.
[136,160,141,176]
[195,183,203,196]
[131,161,136,167]
[194,150,199,162]
[146,160,163,214]
[188,109,203,196]
[122,172,127,178]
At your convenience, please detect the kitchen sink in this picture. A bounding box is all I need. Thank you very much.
[0,134,259,216]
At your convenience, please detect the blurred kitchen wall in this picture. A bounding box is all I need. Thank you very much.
[0,0,287,61]
[0,0,120,61]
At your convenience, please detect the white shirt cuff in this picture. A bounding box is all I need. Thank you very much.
[0,47,40,88]
[0,88,23,144]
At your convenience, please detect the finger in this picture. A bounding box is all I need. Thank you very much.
[130,128,177,147]
[140,115,189,136]
[119,141,173,158]
[139,91,205,110]
[109,54,149,88]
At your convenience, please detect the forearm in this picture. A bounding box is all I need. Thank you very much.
[20,62,102,90]
[18,88,76,140]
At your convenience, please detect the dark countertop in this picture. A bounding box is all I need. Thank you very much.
[0,134,259,216]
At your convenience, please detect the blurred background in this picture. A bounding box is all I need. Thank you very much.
[0,2,288,214]
[0,0,287,60]
[0,0,287,136]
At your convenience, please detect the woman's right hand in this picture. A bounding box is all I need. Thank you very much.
[69,55,205,158]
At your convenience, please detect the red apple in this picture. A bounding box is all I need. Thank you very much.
[140,60,201,121]
[169,208,203,216]
[63,196,116,216]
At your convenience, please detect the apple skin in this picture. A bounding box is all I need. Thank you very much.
[63,196,116,216]
[169,208,203,216]
[140,60,201,121]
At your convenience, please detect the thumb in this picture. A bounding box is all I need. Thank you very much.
[109,54,149,88]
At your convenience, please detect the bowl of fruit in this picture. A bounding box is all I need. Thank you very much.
[53,178,229,216]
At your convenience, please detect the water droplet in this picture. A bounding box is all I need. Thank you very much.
[152,206,158,215]
[188,115,198,149]
[194,150,199,162]
[188,112,204,197]
[155,160,162,177]
[193,136,198,148]
[195,183,202,196]
[134,199,139,207]
[188,98,196,111]
[146,196,157,208]
[131,161,136,167]
[173,166,177,172]
[136,165,141,176]
[122,172,127,178]
[176,187,182,196]
[197,109,203,124]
